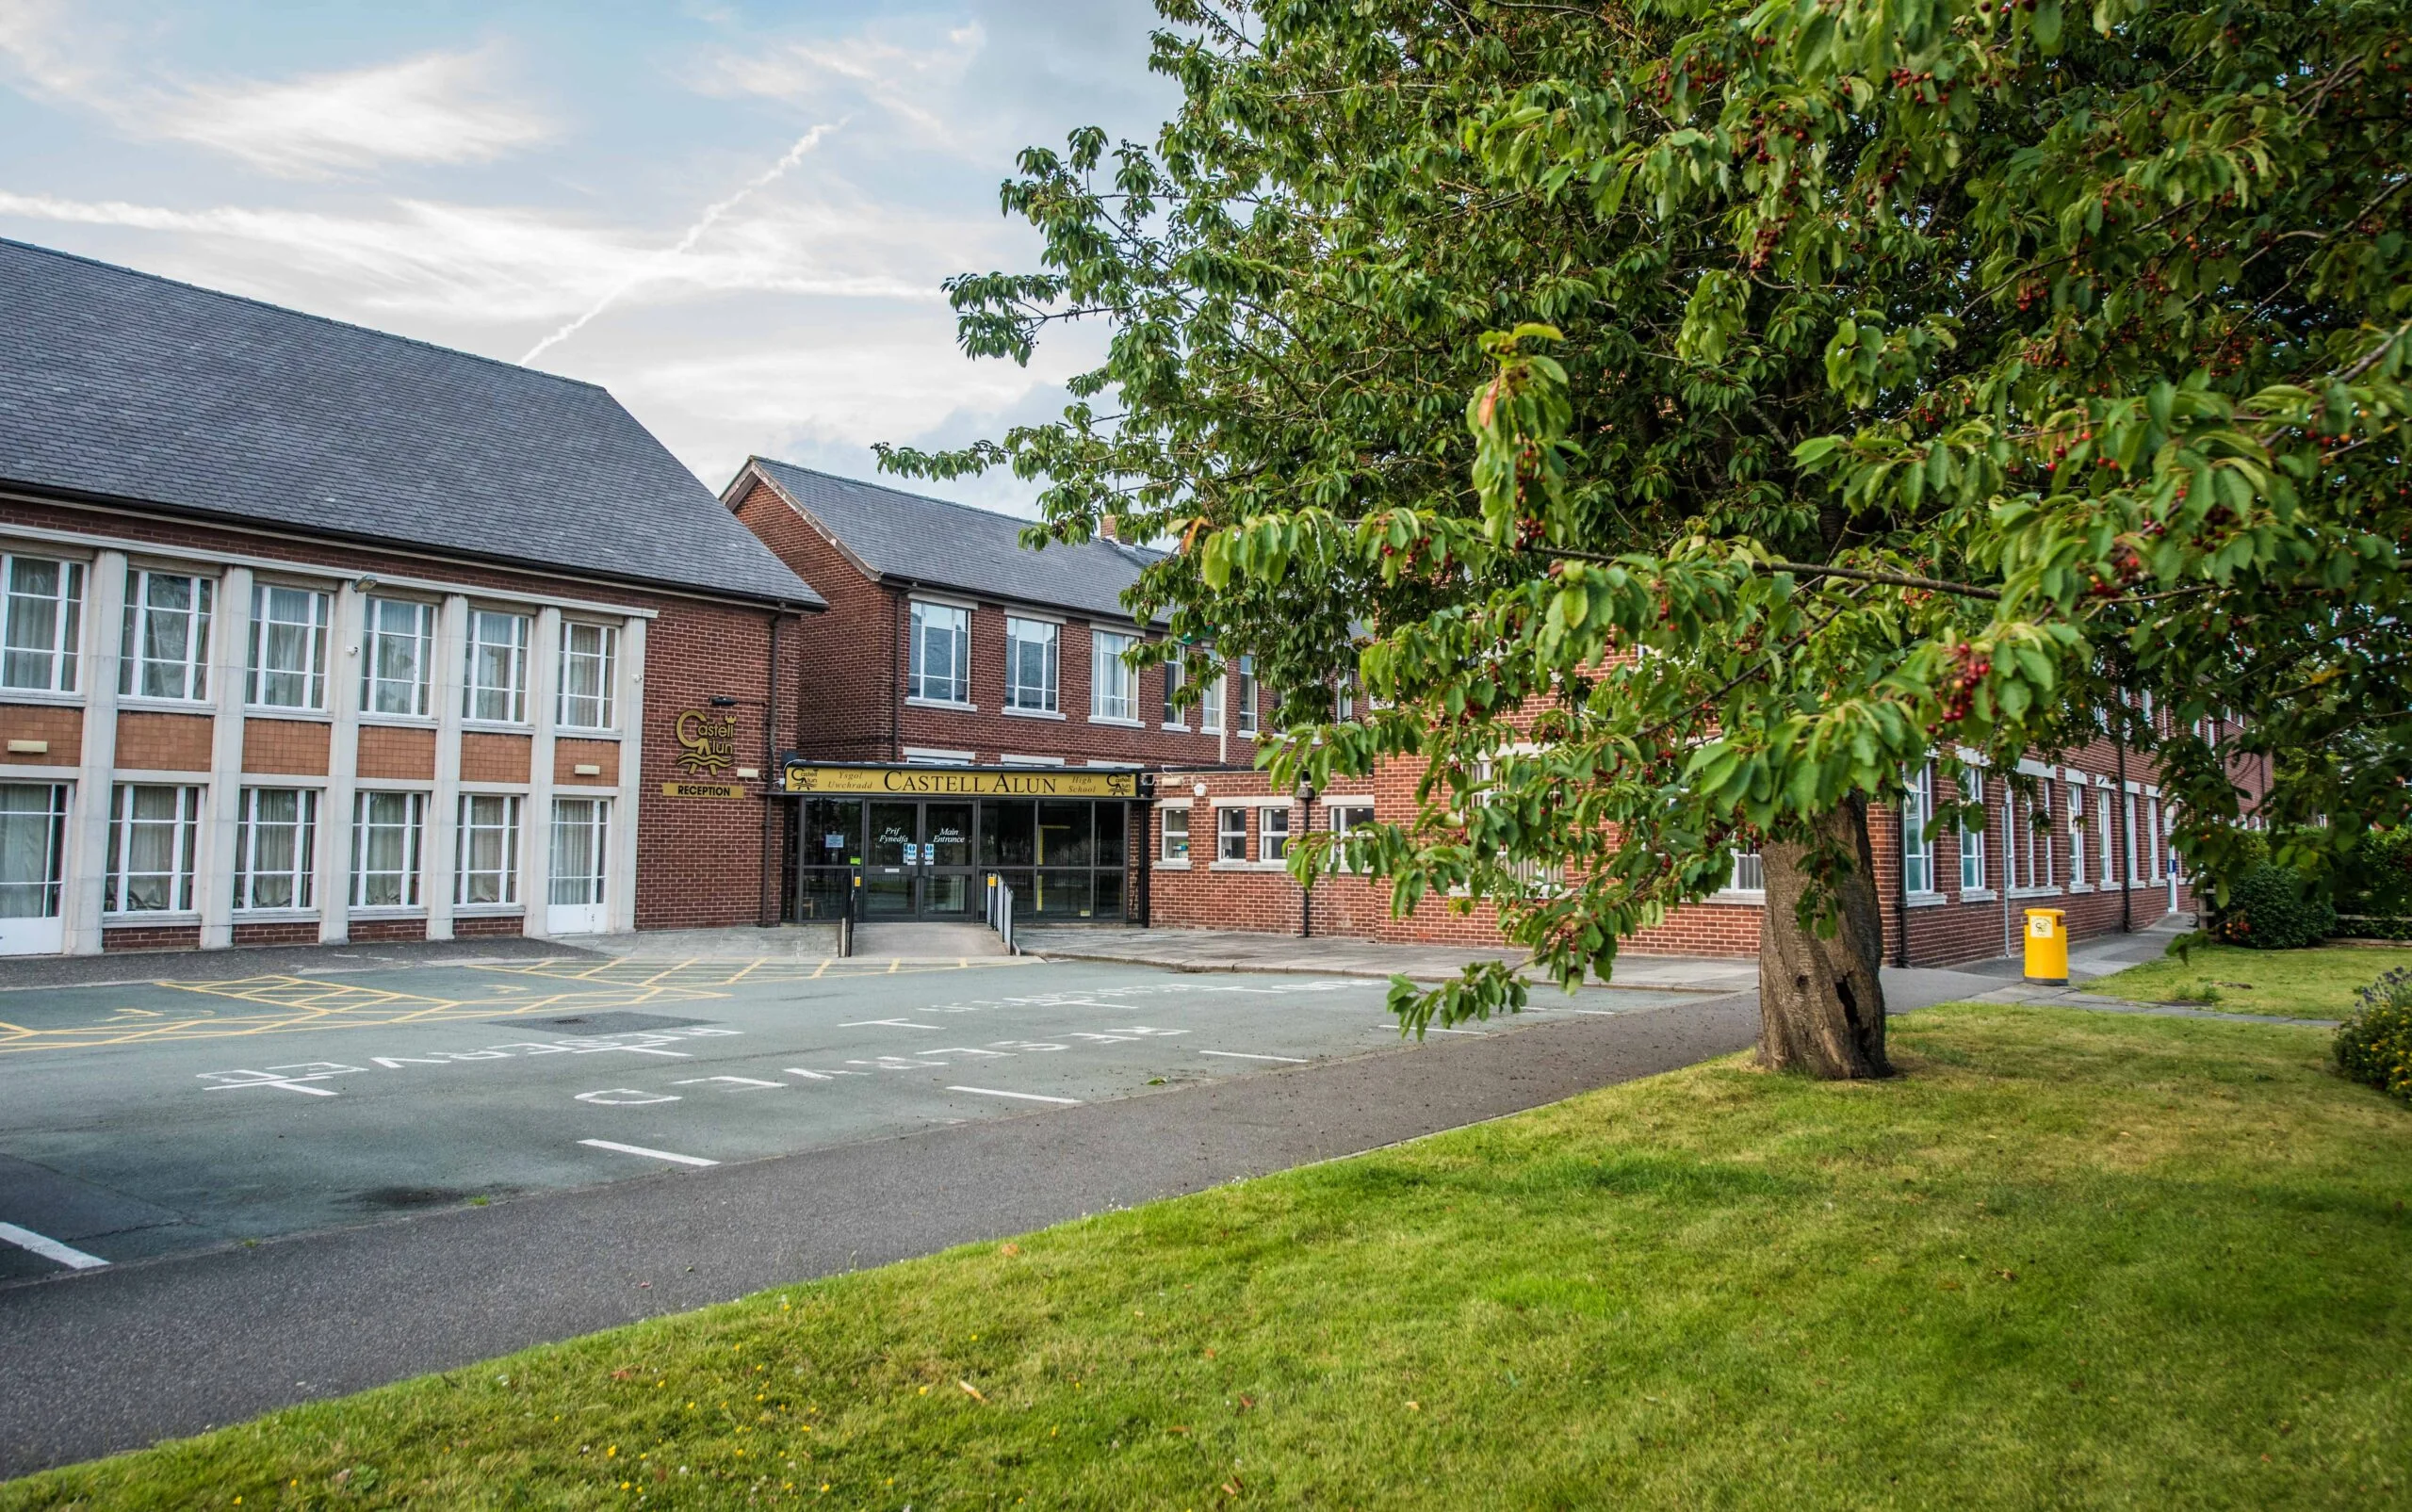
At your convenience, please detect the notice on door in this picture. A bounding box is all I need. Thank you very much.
[661,781,744,799]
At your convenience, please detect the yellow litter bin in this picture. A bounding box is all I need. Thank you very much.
[2023,908,2068,984]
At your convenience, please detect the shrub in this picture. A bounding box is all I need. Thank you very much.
[2208,863,2338,950]
[2335,968,2412,1106]
[2335,827,2412,933]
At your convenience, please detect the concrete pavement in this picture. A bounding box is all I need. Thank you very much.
[1020,925,1760,994]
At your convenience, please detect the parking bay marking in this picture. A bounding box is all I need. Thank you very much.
[578,1139,719,1168]
[0,1221,108,1271]
[947,1086,1081,1106]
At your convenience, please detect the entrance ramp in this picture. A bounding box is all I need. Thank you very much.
[851,922,1013,961]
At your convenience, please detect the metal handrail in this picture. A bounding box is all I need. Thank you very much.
[985,872,1017,955]
[837,872,857,959]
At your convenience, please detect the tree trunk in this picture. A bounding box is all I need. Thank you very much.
[1757,794,1891,1078]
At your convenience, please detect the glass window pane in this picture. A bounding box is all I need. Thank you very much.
[1036,801,1089,867]
[1094,802,1126,868]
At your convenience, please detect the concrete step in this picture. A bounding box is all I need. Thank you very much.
[851,921,1013,960]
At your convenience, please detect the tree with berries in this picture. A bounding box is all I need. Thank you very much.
[884,0,2412,1077]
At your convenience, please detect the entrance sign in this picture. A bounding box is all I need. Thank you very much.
[661,781,744,799]
[782,762,1143,799]
[674,708,739,776]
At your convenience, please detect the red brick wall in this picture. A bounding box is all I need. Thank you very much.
[231,920,319,947]
[115,711,213,772]
[0,703,81,763]
[242,718,330,775]
[104,923,203,951]
[455,914,526,939]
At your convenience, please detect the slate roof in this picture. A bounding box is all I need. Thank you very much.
[0,238,822,609]
[745,458,1164,624]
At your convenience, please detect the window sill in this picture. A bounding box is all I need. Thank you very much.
[555,727,621,740]
[1160,723,1190,734]
[1002,706,1065,721]
[2065,883,2094,893]
[104,910,200,923]
[1960,888,1998,902]
[1152,858,1191,870]
[460,719,532,734]
[1906,890,1950,909]
[357,714,439,730]
[348,906,428,919]
[452,904,525,918]
[0,688,84,707]
[1710,889,1766,903]
[2010,886,2062,899]
[115,696,214,713]
[244,706,333,722]
[1211,861,1291,874]
[1088,715,1142,728]
[233,907,318,922]
[905,697,977,713]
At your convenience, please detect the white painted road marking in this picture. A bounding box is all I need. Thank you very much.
[578,1139,719,1167]
[946,1085,1081,1105]
[841,1017,941,1030]
[1198,1049,1309,1064]
[671,1076,784,1089]
[0,1222,108,1270]
[576,1088,681,1106]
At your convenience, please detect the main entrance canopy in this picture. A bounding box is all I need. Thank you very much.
[781,763,1149,924]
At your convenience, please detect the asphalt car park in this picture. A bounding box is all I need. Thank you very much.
[0,952,1693,1284]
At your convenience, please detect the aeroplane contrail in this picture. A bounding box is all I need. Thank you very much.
[519,120,843,366]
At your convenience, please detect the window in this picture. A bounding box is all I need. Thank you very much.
[1091,630,1134,721]
[1162,658,1186,727]
[1160,806,1191,862]
[1199,667,1227,734]
[1329,802,1376,872]
[1959,771,1988,892]
[2143,797,2162,882]
[908,601,970,704]
[1236,656,1258,736]
[363,598,435,717]
[0,782,68,923]
[464,610,530,723]
[2123,791,2140,886]
[120,569,212,701]
[2009,780,2055,891]
[1260,805,1291,863]
[1004,616,1059,712]
[350,790,426,907]
[2069,788,2088,885]
[455,794,521,906]
[550,798,610,906]
[2,554,82,692]
[1729,850,1766,892]
[557,621,618,730]
[1217,805,1248,862]
[247,583,330,710]
[2096,787,2117,886]
[1902,764,1935,894]
[234,788,317,910]
[105,784,199,913]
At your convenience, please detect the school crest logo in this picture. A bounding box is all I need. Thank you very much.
[674,709,738,775]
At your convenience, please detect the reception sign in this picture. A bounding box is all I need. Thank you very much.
[781,762,1143,799]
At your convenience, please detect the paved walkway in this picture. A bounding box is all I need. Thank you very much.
[1019,925,1760,995]
[0,935,588,994]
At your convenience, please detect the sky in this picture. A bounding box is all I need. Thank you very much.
[0,0,1181,514]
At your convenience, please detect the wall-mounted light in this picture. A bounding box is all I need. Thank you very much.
[353,575,379,593]
[709,695,739,707]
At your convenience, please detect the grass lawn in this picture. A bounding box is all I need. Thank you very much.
[7,1005,2408,1511]
[2087,942,2412,1018]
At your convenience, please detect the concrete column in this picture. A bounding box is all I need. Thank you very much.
[196,566,253,949]
[423,596,469,939]
[64,551,126,955]
[519,607,562,940]
[610,616,645,935]
[318,583,367,943]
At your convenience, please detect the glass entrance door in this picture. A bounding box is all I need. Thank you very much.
[865,802,918,916]
[921,802,975,918]
[546,797,611,935]
[0,783,67,955]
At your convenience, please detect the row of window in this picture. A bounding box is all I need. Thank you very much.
[99,783,610,916]
[1,554,620,728]
[1900,766,2172,897]
[907,600,1259,732]
[1159,802,1376,866]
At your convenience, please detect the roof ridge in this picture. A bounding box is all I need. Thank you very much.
[0,236,612,397]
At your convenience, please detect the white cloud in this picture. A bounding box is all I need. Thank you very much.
[158,48,557,177]
[692,24,985,155]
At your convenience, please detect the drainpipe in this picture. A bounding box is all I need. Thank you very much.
[1999,773,2012,960]
[1298,780,1316,938]
[760,610,782,928]
[2115,716,2132,934]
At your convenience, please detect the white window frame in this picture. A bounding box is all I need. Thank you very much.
[556,620,618,731]
[1091,629,1136,723]
[104,783,202,915]
[362,597,436,719]
[1161,658,1188,729]
[2096,785,2118,886]
[1236,656,1258,736]
[1159,805,1191,864]
[2067,782,2090,890]
[2123,790,2140,886]
[2009,780,2056,893]
[1902,763,1937,897]
[455,792,522,908]
[1199,666,1227,735]
[1725,849,1766,896]
[1,553,83,694]
[2143,795,2163,883]
[463,609,531,725]
[1216,805,1248,862]
[350,789,427,909]
[548,796,611,907]
[120,568,214,703]
[246,581,331,711]
[1328,800,1377,873]
[1259,803,1292,864]
[1004,616,1060,714]
[1959,771,1989,896]
[234,787,318,912]
[907,600,972,706]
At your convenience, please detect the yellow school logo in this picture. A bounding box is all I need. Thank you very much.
[675,709,738,776]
